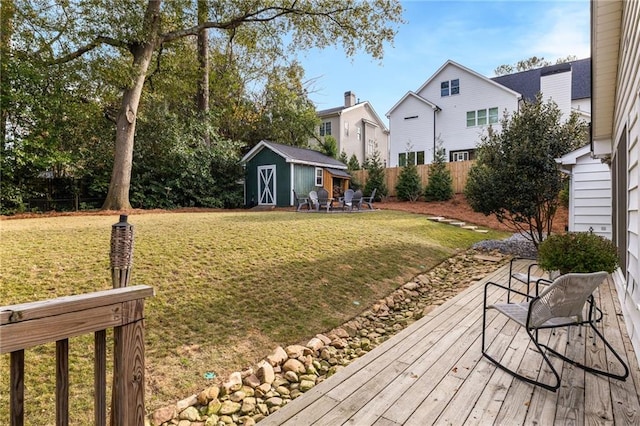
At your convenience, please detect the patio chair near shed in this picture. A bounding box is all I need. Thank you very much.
[362,188,377,210]
[352,189,363,211]
[293,190,310,211]
[481,271,628,392]
[316,188,333,212]
[338,189,355,211]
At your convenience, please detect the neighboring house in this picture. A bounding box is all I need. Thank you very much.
[557,145,612,239]
[313,91,390,167]
[592,0,640,363]
[386,58,591,167]
[241,140,350,208]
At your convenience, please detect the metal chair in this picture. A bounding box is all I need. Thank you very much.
[481,271,628,392]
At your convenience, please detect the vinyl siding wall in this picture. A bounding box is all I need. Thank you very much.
[541,70,572,119]
[388,96,435,166]
[415,64,519,161]
[610,0,640,363]
[568,158,612,239]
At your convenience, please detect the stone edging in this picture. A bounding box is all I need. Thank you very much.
[149,249,509,426]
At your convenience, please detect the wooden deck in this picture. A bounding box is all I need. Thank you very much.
[261,261,640,425]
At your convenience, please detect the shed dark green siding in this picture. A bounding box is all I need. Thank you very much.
[245,149,291,207]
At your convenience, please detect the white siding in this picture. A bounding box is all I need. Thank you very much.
[388,96,435,166]
[416,63,519,158]
[569,158,612,241]
[604,0,640,365]
[541,70,572,120]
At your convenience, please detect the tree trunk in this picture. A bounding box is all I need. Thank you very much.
[102,1,161,210]
[197,0,210,146]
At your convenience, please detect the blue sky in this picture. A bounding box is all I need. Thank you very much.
[296,0,590,125]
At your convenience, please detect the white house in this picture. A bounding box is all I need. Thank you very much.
[312,91,390,167]
[558,144,612,239]
[387,58,592,167]
[592,0,640,364]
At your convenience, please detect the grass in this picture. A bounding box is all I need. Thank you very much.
[0,210,508,424]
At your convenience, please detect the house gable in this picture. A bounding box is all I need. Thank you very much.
[312,94,390,167]
[387,60,521,166]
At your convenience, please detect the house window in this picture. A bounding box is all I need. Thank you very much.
[407,152,416,166]
[441,81,449,97]
[315,167,323,186]
[416,151,425,165]
[452,151,469,162]
[477,109,487,126]
[467,107,498,127]
[367,139,374,155]
[451,79,460,95]
[357,126,361,141]
[441,79,460,97]
[466,111,476,127]
[489,107,499,124]
[319,122,332,136]
[344,122,349,136]
[398,153,407,167]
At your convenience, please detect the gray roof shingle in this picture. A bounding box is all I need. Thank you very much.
[491,58,591,101]
[262,141,347,168]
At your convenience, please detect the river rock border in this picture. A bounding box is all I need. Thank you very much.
[149,249,509,426]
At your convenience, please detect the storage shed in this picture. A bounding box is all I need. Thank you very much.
[558,145,612,239]
[241,140,350,208]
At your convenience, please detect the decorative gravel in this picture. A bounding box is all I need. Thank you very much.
[472,233,538,259]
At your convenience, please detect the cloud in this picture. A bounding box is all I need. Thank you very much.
[526,3,591,60]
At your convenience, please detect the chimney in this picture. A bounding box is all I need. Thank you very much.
[344,91,356,107]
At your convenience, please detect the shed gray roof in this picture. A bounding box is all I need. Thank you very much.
[491,58,591,101]
[242,140,348,169]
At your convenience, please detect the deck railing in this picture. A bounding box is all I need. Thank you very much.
[1,285,154,426]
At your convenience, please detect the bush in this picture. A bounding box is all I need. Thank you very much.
[537,232,618,274]
[364,150,387,201]
[424,147,453,201]
[395,163,422,201]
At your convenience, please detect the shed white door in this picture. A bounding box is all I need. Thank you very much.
[258,165,276,205]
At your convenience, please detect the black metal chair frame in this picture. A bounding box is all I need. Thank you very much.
[481,276,629,392]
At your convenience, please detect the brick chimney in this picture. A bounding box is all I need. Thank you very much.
[344,91,356,107]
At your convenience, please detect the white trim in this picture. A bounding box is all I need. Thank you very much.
[386,91,439,117]
[257,165,276,206]
[415,60,522,99]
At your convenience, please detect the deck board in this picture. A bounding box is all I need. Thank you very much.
[260,262,640,426]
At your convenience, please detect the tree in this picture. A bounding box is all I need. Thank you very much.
[424,146,453,201]
[493,55,578,76]
[395,163,422,202]
[464,94,588,246]
[347,154,360,171]
[257,63,319,146]
[16,0,404,210]
[318,135,338,158]
[364,150,387,201]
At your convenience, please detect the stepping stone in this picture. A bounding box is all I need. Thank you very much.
[474,229,489,234]
[462,225,478,230]
[427,216,444,221]
[473,254,502,262]
[450,221,466,227]
[437,218,454,223]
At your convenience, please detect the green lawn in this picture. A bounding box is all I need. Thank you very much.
[0,210,507,423]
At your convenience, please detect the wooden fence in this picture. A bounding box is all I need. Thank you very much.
[351,160,475,197]
[1,285,154,426]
